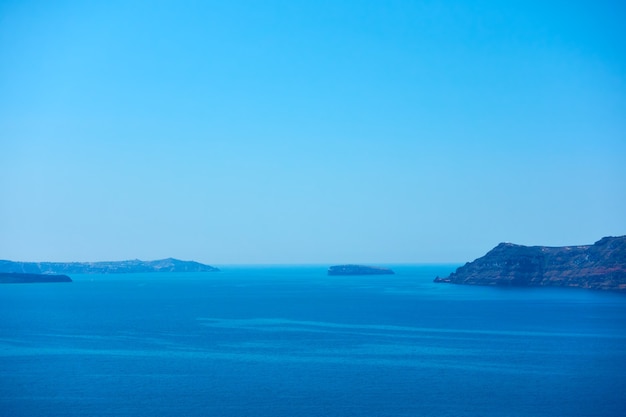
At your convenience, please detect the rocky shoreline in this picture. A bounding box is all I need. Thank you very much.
[0,272,72,284]
[434,236,626,292]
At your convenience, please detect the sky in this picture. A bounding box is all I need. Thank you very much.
[1,0,625,265]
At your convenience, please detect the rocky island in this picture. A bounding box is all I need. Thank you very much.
[0,272,72,284]
[328,265,395,276]
[0,258,219,274]
[434,236,626,292]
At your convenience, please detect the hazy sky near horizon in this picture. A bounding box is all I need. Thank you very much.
[1,0,625,264]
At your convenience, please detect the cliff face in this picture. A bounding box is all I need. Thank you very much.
[434,236,626,292]
[0,258,219,274]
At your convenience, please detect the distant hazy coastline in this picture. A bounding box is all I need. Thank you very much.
[0,258,219,274]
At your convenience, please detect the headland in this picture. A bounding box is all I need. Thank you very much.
[0,272,72,284]
[434,236,626,292]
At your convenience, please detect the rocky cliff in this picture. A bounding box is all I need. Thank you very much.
[434,236,626,292]
[328,265,395,276]
[0,258,219,274]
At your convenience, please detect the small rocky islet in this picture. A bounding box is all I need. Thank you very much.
[328,264,395,276]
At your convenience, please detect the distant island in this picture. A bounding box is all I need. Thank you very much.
[434,236,626,292]
[0,272,72,284]
[328,265,395,276]
[0,258,219,274]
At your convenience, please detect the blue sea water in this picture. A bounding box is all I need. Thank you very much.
[1,265,625,417]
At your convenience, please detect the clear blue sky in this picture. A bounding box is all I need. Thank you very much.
[1,0,625,264]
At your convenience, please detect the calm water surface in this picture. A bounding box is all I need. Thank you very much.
[1,265,625,416]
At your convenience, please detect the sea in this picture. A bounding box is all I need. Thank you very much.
[1,265,625,417]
